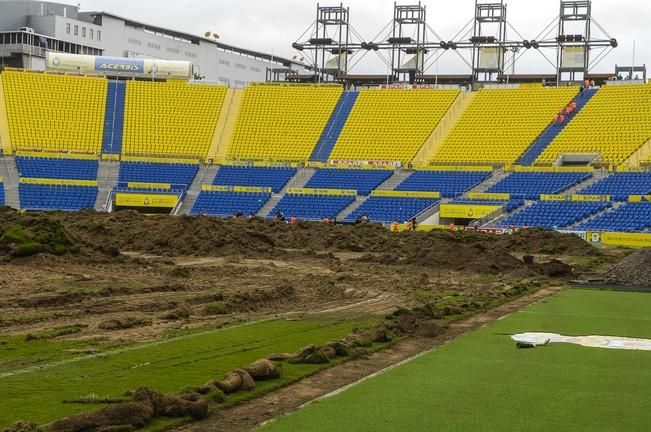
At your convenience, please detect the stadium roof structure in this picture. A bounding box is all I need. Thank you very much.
[85,11,305,69]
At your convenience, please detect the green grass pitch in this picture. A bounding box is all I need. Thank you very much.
[260,289,651,432]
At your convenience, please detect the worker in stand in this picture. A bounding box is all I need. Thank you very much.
[391,220,400,233]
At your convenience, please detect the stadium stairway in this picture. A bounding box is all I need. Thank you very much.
[0,156,20,209]
[206,88,243,163]
[177,164,219,215]
[412,92,476,165]
[310,91,359,163]
[464,169,508,194]
[337,196,370,221]
[483,200,535,228]
[416,201,442,224]
[256,167,317,218]
[95,159,121,211]
[375,168,412,191]
[517,88,598,166]
[564,201,626,231]
[564,169,610,195]
[102,81,126,155]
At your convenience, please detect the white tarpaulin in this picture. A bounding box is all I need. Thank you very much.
[512,333,651,351]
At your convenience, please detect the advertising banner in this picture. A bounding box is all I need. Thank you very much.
[440,204,502,219]
[115,193,179,208]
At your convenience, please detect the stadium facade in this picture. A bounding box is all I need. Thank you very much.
[0,0,308,85]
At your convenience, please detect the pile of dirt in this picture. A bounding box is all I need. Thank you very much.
[3,388,207,432]
[604,249,651,287]
[0,209,596,276]
[0,214,79,258]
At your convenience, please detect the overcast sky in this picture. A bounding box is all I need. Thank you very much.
[76,0,648,75]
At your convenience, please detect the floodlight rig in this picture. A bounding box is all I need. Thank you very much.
[470,1,508,82]
[390,2,428,82]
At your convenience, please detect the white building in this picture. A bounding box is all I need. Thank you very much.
[0,0,308,85]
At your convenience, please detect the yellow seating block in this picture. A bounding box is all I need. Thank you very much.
[330,89,459,163]
[123,80,227,159]
[227,85,342,162]
[3,71,107,154]
[431,86,578,165]
[536,84,651,166]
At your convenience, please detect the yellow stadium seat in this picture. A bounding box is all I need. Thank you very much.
[330,89,459,164]
[227,84,342,162]
[431,86,578,165]
[122,80,227,159]
[2,71,107,154]
[536,85,651,166]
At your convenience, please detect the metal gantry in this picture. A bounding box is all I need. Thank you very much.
[291,0,619,84]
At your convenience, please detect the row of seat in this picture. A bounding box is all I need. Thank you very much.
[576,203,651,232]
[488,172,591,199]
[270,194,355,221]
[396,171,491,198]
[305,169,393,196]
[18,184,97,211]
[119,161,199,187]
[345,197,439,224]
[580,172,651,201]
[16,157,99,181]
[497,201,611,229]
[213,166,296,193]
[191,191,271,217]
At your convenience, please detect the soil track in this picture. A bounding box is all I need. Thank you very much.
[176,286,565,432]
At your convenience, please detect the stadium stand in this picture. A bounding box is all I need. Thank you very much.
[304,169,393,196]
[536,84,651,166]
[517,88,599,165]
[496,201,611,229]
[119,161,199,187]
[227,84,342,162]
[191,190,271,217]
[576,203,651,232]
[396,170,491,198]
[122,80,227,159]
[213,166,296,193]
[270,193,355,221]
[431,86,578,165]
[103,81,126,155]
[16,157,99,181]
[19,183,98,211]
[311,92,359,162]
[0,181,4,206]
[2,71,107,154]
[329,89,459,163]
[345,196,439,223]
[578,172,651,201]
[487,172,591,199]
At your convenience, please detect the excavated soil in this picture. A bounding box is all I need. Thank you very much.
[605,249,651,287]
[0,208,609,342]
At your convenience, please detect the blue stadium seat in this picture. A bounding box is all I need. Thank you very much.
[579,172,651,201]
[191,191,271,217]
[345,197,439,224]
[488,172,591,199]
[16,157,99,181]
[119,162,199,187]
[19,184,97,211]
[213,166,296,193]
[305,169,393,196]
[576,203,651,232]
[270,194,355,221]
[396,171,491,198]
[0,183,5,206]
[453,199,525,213]
[496,201,611,229]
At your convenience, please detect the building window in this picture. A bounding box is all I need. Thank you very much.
[167,47,179,54]
[66,23,71,35]
[235,63,246,70]
[89,29,94,40]
[97,31,101,41]
[219,59,231,66]
[82,27,86,38]
[74,25,78,36]
[250,66,262,73]
[185,51,197,58]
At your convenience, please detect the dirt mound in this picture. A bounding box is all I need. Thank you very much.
[0,214,79,258]
[605,249,651,287]
[0,209,596,274]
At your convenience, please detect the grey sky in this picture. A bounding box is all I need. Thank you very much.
[77,0,648,75]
